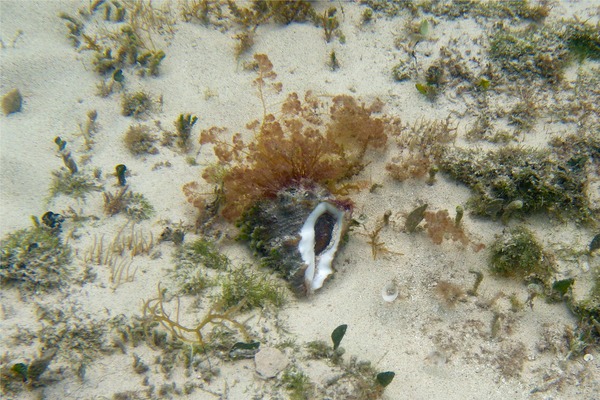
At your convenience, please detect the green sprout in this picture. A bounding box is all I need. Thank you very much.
[376,371,395,387]
[415,82,438,100]
[174,113,198,151]
[137,50,166,77]
[331,324,347,350]
[115,164,127,186]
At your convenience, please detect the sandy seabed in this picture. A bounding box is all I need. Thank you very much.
[1,1,599,399]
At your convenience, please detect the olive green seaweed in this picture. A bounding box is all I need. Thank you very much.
[1,350,56,394]
[405,204,428,233]
[174,113,198,151]
[174,237,230,270]
[440,145,595,222]
[0,224,72,293]
[569,268,600,346]
[282,366,314,400]
[115,164,127,186]
[103,187,154,221]
[170,237,229,295]
[37,305,113,380]
[362,0,551,21]
[376,371,395,387]
[219,264,286,311]
[49,169,103,199]
[489,226,553,280]
[121,92,153,118]
[123,124,158,155]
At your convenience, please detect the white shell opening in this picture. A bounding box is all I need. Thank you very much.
[298,202,345,294]
[381,281,399,302]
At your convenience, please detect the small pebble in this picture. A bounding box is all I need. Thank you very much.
[1,88,22,115]
[254,347,289,379]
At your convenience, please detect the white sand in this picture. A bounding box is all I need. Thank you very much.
[1,1,599,399]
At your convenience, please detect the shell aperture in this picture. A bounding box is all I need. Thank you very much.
[313,212,336,254]
[299,202,345,294]
[237,185,350,296]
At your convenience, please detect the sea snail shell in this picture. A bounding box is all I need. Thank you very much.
[238,184,351,296]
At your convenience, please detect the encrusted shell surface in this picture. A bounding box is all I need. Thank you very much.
[238,184,350,296]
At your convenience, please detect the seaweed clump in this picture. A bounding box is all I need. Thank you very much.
[62,7,168,77]
[0,222,72,294]
[103,187,154,221]
[488,20,600,82]
[182,1,317,58]
[362,0,550,21]
[49,169,103,199]
[1,350,57,394]
[570,269,600,345]
[303,324,394,399]
[37,304,114,379]
[49,137,103,199]
[121,92,153,118]
[170,237,231,295]
[489,226,553,281]
[123,124,158,155]
[563,20,600,62]
[220,264,286,310]
[192,0,316,27]
[387,117,456,182]
[440,145,595,222]
[240,1,316,25]
[489,24,569,82]
[195,54,387,221]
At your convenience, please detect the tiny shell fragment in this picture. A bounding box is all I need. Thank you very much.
[382,281,399,302]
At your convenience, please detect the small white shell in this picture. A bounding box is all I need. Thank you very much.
[382,281,399,302]
[583,353,593,362]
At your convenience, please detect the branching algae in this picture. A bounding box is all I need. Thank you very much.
[143,284,250,347]
[195,54,387,221]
